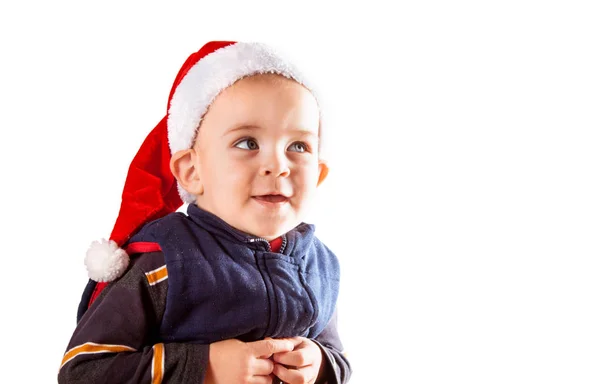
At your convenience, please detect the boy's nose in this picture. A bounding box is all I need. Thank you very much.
[260,153,290,177]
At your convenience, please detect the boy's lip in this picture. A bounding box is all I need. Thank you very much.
[252,194,290,204]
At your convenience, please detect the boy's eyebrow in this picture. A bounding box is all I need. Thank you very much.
[223,125,318,138]
[291,129,319,139]
[223,125,259,136]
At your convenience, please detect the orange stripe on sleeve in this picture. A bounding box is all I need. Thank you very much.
[152,343,165,384]
[145,265,168,286]
[60,342,135,369]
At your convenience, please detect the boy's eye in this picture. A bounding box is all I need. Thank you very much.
[288,142,308,153]
[234,138,259,150]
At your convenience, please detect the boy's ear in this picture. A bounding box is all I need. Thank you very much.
[317,160,329,187]
[170,149,204,195]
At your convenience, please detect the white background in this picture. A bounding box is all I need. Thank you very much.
[1,1,599,383]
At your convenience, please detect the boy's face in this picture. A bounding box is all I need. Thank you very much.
[191,74,326,240]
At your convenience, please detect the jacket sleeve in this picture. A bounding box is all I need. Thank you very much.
[58,252,208,383]
[311,308,352,384]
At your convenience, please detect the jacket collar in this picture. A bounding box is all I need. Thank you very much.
[185,203,315,255]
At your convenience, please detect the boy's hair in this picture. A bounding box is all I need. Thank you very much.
[84,41,319,285]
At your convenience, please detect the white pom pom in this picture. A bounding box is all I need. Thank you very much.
[85,239,130,282]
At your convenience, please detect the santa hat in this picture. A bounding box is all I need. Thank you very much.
[85,41,314,283]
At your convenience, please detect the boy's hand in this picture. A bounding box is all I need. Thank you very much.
[271,337,325,384]
[206,338,295,384]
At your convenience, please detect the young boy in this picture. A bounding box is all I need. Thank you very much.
[59,41,351,384]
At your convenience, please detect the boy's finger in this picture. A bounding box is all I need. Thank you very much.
[288,336,305,347]
[250,374,276,384]
[251,338,294,358]
[272,363,313,384]
[252,357,275,376]
[273,349,308,367]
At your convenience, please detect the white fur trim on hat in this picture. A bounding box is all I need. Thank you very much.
[167,42,314,204]
[85,239,130,282]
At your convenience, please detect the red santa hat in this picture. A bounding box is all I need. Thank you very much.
[85,41,314,282]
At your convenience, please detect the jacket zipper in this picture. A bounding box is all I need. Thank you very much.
[246,237,271,251]
[246,235,287,253]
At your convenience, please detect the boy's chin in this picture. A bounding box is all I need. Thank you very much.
[249,222,295,241]
[252,229,287,241]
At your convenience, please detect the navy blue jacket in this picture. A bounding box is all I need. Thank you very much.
[129,203,341,344]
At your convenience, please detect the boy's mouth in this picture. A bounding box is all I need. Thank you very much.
[253,194,289,204]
